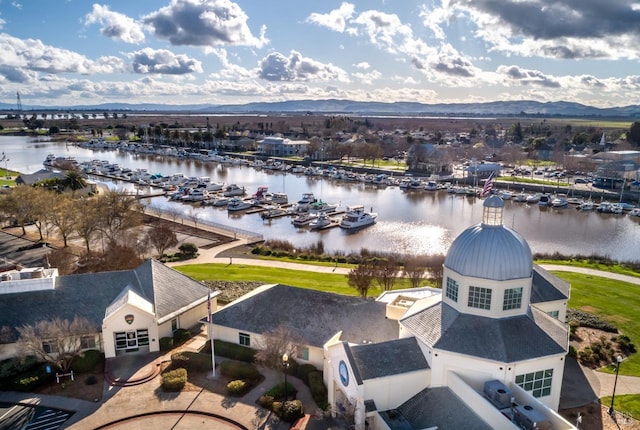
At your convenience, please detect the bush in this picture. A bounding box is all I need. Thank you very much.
[294,364,317,385]
[159,337,174,351]
[173,328,191,345]
[265,381,297,401]
[179,243,198,256]
[219,360,260,381]
[162,368,187,392]
[0,356,38,379]
[11,364,53,392]
[171,351,212,372]
[258,395,275,409]
[211,340,257,362]
[566,309,617,333]
[281,400,304,422]
[227,379,249,396]
[308,371,329,410]
[71,350,103,373]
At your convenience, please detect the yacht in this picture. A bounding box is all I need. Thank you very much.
[525,193,542,204]
[424,181,439,191]
[297,192,317,205]
[292,212,318,227]
[513,191,528,202]
[577,200,594,211]
[309,213,333,230]
[308,200,339,214]
[227,197,252,212]
[260,205,286,219]
[538,194,551,207]
[270,192,289,205]
[551,195,568,208]
[339,205,377,230]
[629,208,640,217]
[223,184,245,197]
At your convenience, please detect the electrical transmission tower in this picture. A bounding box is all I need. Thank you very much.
[16,92,23,111]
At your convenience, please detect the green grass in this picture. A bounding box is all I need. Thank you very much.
[600,394,640,421]
[0,169,17,186]
[496,177,570,187]
[175,263,418,297]
[552,271,640,375]
[537,259,640,279]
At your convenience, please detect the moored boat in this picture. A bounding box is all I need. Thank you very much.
[227,197,252,212]
[339,205,377,230]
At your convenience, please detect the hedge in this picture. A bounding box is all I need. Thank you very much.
[0,356,38,380]
[171,351,212,372]
[173,328,191,345]
[265,381,297,401]
[159,337,174,351]
[71,350,103,373]
[162,368,187,392]
[208,340,257,363]
[308,371,329,410]
[11,364,54,392]
[227,379,250,396]
[219,360,260,381]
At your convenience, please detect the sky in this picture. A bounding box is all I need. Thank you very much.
[1,0,640,109]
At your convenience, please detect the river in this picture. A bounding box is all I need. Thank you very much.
[2,135,639,262]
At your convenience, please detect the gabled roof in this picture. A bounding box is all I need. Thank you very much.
[531,265,569,303]
[401,301,567,363]
[213,284,399,347]
[15,169,65,185]
[347,337,429,382]
[0,259,210,341]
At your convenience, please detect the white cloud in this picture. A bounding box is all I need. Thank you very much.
[306,2,355,32]
[84,4,145,44]
[143,0,268,48]
[353,62,370,70]
[258,50,349,82]
[128,48,202,75]
[352,70,381,85]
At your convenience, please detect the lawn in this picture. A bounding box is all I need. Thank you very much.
[552,271,640,376]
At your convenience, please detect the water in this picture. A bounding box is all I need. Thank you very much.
[2,135,639,262]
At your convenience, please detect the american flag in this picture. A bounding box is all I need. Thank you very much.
[207,290,212,323]
[481,171,495,197]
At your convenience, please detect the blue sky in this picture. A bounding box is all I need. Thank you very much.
[1,0,639,108]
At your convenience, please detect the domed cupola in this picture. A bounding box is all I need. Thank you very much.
[444,196,532,281]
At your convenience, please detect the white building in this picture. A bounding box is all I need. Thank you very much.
[0,260,217,360]
[257,136,309,157]
[213,195,574,430]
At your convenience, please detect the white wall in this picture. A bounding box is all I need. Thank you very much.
[362,369,431,411]
[102,305,158,358]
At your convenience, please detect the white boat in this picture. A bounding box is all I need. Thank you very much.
[339,205,377,230]
[424,181,439,191]
[538,194,551,207]
[223,184,246,197]
[551,196,568,208]
[629,208,640,217]
[499,190,513,200]
[577,200,594,211]
[180,188,210,202]
[525,193,542,204]
[513,192,528,202]
[292,212,318,227]
[260,205,286,219]
[270,192,288,205]
[227,197,252,212]
[297,192,317,205]
[308,200,339,214]
[309,213,333,230]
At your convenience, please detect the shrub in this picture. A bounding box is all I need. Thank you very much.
[281,400,304,422]
[265,381,297,401]
[212,340,257,362]
[568,345,577,358]
[11,364,53,392]
[615,335,636,355]
[173,328,191,345]
[179,243,198,256]
[171,351,212,372]
[159,337,174,351]
[308,371,329,410]
[162,368,187,392]
[71,350,103,373]
[294,364,317,385]
[219,360,260,381]
[258,395,275,409]
[227,379,249,396]
[566,309,617,333]
[0,356,38,379]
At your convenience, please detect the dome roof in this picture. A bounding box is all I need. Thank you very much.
[445,223,533,280]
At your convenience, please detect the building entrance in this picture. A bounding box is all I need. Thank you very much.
[114,329,150,354]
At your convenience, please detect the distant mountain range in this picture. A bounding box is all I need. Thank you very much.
[1,99,639,118]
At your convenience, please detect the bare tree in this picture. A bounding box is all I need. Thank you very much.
[48,194,77,247]
[372,258,399,291]
[95,190,142,245]
[347,261,376,298]
[74,197,102,253]
[403,257,428,288]
[147,224,178,257]
[254,326,304,370]
[17,316,97,372]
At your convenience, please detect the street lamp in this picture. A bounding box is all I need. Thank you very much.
[282,353,290,402]
[608,355,623,418]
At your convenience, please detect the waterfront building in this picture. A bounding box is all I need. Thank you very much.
[257,136,309,156]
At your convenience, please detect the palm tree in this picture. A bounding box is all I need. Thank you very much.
[62,171,87,195]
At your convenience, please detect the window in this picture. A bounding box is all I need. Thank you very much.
[468,286,492,310]
[297,347,309,361]
[445,277,459,302]
[81,335,96,349]
[239,332,251,347]
[137,329,149,347]
[515,369,553,398]
[503,287,523,311]
[171,318,178,332]
[547,310,559,319]
[42,341,58,354]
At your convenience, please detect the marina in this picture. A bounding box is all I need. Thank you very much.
[2,135,640,261]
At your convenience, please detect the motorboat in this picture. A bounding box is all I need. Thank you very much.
[538,194,551,207]
[297,192,317,205]
[629,208,640,217]
[513,192,528,202]
[251,186,270,203]
[308,200,339,214]
[180,188,210,202]
[309,213,333,230]
[223,184,246,197]
[260,205,286,219]
[227,197,252,212]
[499,190,513,200]
[270,192,289,205]
[424,181,439,191]
[525,193,542,204]
[292,212,318,227]
[577,200,594,211]
[551,195,568,208]
[339,205,377,230]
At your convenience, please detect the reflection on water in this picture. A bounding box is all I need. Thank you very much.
[2,136,639,261]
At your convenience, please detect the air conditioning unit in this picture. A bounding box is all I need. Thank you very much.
[483,380,513,409]
[513,405,552,430]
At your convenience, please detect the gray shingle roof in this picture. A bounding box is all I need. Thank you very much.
[213,285,399,347]
[15,170,65,186]
[0,231,50,268]
[348,337,429,381]
[401,302,567,362]
[531,265,569,304]
[0,259,210,341]
[383,386,494,430]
